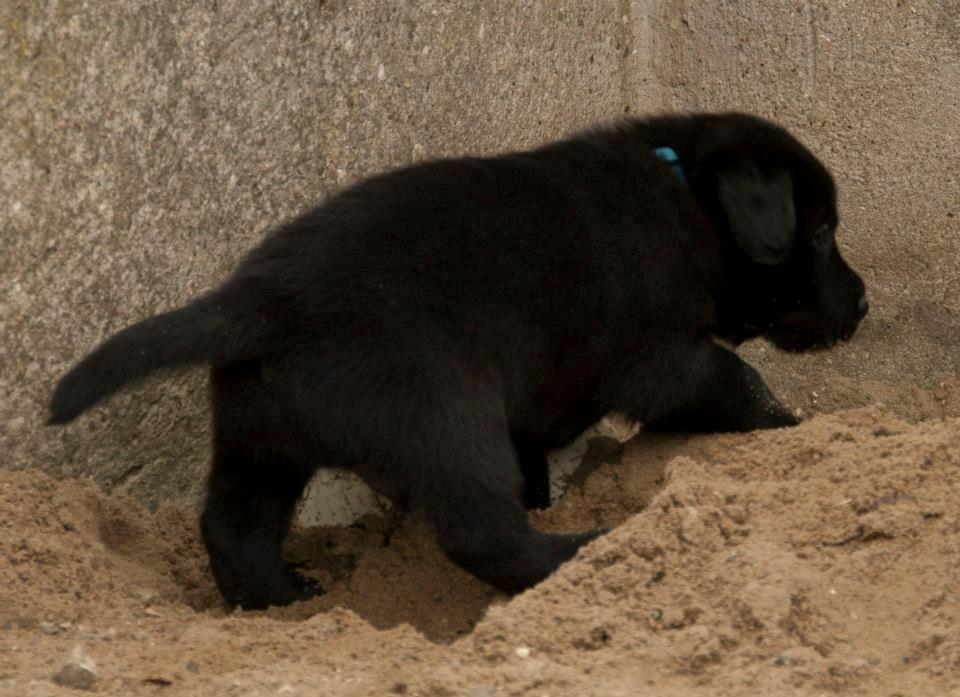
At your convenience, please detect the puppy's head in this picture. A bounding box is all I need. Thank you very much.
[688,114,868,352]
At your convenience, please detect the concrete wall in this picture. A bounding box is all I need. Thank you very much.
[3,1,957,521]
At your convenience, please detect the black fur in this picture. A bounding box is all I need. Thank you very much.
[49,113,867,608]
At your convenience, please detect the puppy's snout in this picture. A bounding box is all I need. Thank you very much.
[856,294,869,320]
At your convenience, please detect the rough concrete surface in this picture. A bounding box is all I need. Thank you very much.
[1,0,958,521]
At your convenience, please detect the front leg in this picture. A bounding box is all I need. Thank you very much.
[609,342,799,434]
[512,438,552,510]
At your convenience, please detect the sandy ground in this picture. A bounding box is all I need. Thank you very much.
[3,402,959,696]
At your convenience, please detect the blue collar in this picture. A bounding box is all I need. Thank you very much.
[653,146,686,184]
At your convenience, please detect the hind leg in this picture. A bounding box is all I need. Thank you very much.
[348,379,599,593]
[201,450,317,608]
[427,462,600,593]
[201,362,319,609]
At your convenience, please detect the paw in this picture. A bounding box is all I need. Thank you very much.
[285,563,325,600]
[222,567,324,609]
[549,528,608,560]
[577,527,610,544]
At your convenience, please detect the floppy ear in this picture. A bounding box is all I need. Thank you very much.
[717,164,796,265]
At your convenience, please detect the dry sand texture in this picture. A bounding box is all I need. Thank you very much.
[3,407,960,695]
[1,1,959,695]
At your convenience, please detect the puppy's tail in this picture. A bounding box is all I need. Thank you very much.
[48,279,274,425]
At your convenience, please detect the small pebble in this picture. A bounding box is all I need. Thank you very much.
[53,664,96,691]
[773,645,822,667]
[661,606,687,628]
[143,677,174,687]
[38,621,60,635]
[186,660,200,673]
[514,646,531,658]
[52,646,97,691]
[137,589,158,605]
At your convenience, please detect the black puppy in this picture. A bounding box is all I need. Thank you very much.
[49,112,867,608]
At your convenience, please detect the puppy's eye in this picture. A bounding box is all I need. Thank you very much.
[811,223,833,251]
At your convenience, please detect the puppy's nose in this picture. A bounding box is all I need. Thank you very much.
[856,294,869,320]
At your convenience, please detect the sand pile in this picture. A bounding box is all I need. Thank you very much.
[2,406,958,696]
